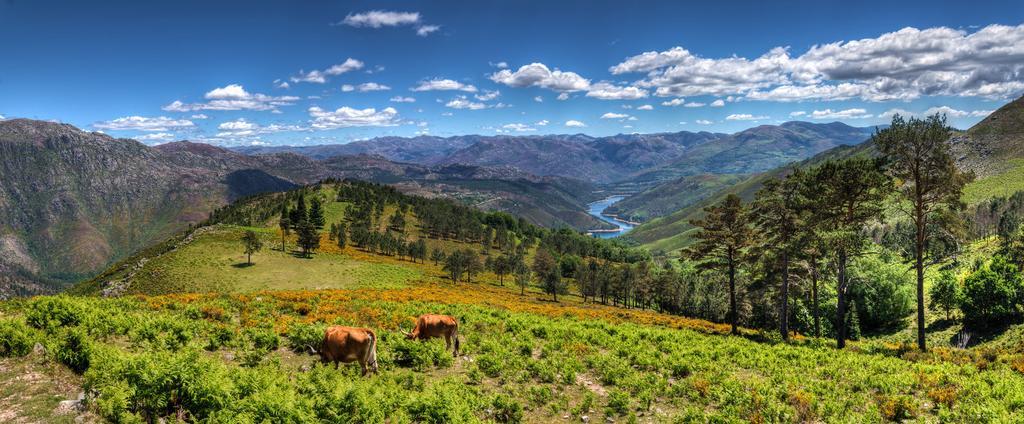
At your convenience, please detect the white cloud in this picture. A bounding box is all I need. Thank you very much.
[474,90,500,101]
[489,62,591,92]
[557,93,570,101]
[710,99,725,107]
[533,96,544,103]
[445,95,489,110]
[501,123,536,132]
[274,80,290,89]
[215,118,306,137]
[725,114,769,121]
[601,112,630,119]
[565,120,586,127]
[290,58,364,84]
[696,119,713,125]
[611,24,1024,102]
[684,102,706,108]
[190,114,209,119]
[880,106,993,119]
[411,79,478,92]
[390,96,416,103]
[162,84,299,112]
[585,82,648,100]
[789,111,807,117]
[636,104,654,110]
[416,25,440,36]
[490,61,509,69]
[342,84,355,92]
[809,108,873,119]
[661,98,686,107]
[134,132,176,143]
[535,119,549,126]
[355,82,391,92]
[308,106,400,129]
[341,11,420,28]
[94,116,195,132]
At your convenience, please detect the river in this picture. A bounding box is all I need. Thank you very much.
[586,195,635,239]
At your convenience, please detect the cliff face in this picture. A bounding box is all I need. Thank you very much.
[0,120,319,296]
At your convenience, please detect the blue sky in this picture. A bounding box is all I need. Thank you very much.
[1,0,1023,145]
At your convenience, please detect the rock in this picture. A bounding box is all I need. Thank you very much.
[581,415,590,423]
[54,399,83,414]
[32,342,46,355]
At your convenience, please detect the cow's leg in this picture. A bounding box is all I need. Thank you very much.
[444,334,452,352]
[359,359,368,376]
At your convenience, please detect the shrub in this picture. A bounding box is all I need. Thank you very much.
[54,327,93,373]
[491,394,523,423]
[961,262,1018,324]
[246,327,280,352]
[848,255,914,333]
[606,389,631,416]
[25,296,83,331]
[0,318,35,357]
[929,271,963,320]
[285,322,325,353]
[389,337,453,371]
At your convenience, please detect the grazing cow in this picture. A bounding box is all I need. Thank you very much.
[314,326,378,376]
[403,314,460,357]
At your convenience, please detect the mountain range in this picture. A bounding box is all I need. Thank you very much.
[0,118,904,297]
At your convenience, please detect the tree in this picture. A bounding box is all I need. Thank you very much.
[443,250,467,283]
[514,256,531,295]
[241,230,263,265]
[295,220,320,257]
[410,239,428,263]
[278,206,291,252]
[533,249,564,302]
[336,223,347,250]
[804,159,891,348]
[309,198,325,231]
[961,260,1018,325]
[464,249,484,283]
[430,248,447,266]
[874,113,974,351]
[290,193,307,226]
[750,171,807,341]
[687,194,753,335]
[929,270,962,321]
[492,254,513,286]
[388,211,406,233]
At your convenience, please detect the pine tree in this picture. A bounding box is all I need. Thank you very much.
[687,194,753,335]
[804,158,890,348]
[241,230,263,265]
[295,220,320,258]
[336,223,347,250]
[309,198,325,231]
[533,249,564,301]
[279,206,291,252]
[874,113,973,351]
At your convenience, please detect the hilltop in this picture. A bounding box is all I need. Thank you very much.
[0,121,602,297]
[628,96,1024,254]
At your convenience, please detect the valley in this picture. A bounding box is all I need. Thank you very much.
[584,196,636,239]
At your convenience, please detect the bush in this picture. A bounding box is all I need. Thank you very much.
[929,271,963,320]
[285,322,325,353]
[390,337,453,371]
[0,319,35,357]
[848,255,914,333]
[606,389,631,416]
[961,259,1019,325]
[491,394,523,423]
[245,328,280,352]
[25,296,83,331]
[54,327,93,373]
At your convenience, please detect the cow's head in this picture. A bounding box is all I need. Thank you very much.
[401,328,415,339]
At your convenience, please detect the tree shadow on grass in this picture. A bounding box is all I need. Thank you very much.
[232,262,255,268]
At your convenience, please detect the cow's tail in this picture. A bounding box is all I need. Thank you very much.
[453,323,461,357]
[367,330,379,372]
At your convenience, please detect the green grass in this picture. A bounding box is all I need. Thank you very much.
[124,225,423,295]
[963,159,1024,205]
[5,291,1024,422]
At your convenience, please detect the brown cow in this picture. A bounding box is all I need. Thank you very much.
[315,326,378,376]
[403,314,460,357]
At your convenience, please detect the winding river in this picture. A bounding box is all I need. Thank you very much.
[586,195,636,239]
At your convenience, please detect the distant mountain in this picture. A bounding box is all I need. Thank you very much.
[233,123,868,186]
[627,96,1024,254]
[0,120,604,297]
[0,120,319,296]
[603,173,747,222]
